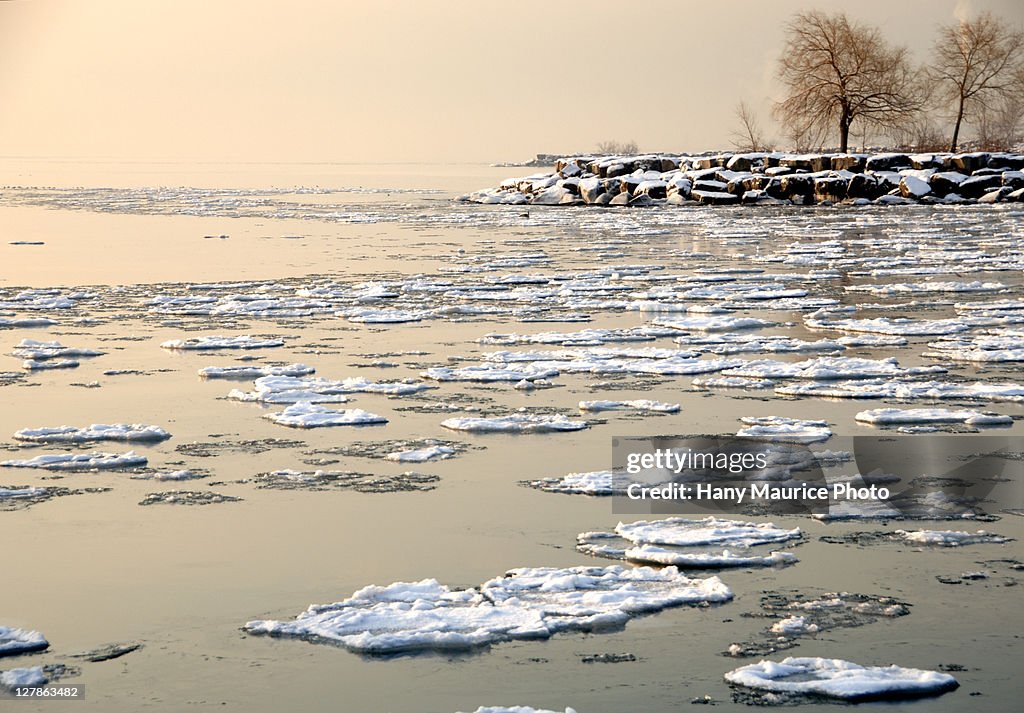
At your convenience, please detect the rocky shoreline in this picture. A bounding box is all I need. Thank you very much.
[464,152,1024,207]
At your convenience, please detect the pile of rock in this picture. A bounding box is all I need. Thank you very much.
[463,151,1024,207]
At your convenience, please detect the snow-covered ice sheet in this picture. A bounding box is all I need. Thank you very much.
[0,666,47,689]
[13,423,171,443]
[245,565,732,654]
[161,335,284,350]
[0,451,147,470]
[198,363,315,379]
[723,357,944,380]
[385,445,456,462]
[11,339,104,359]
[263,403,387,428]
[524,471,616,495]
[442,414,588,433]
[736,417,832,444]
[855,408,1011,426]
[724,656,958,701]
[578,400,680,413]
[896,529,1011,546]
[0,627,48,657]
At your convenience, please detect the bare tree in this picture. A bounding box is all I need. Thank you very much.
[595,139,639,155]
[930,12,1024,152]
[775,11,922,153]
[729,101,774,152]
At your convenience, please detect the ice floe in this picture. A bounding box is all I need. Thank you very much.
[653,316,775,332]
[22,359,79,370]
[160,335,284,350]
[139,490,242,506]
[13,423,171,443]
[263,403,388,428]
[896,529,1011,546]
[422,364,560,383]
[578,517,801,568]
[735,417,832,444]
[0,627,48,657]
[384,445,456,462]
[0,451,147,470]
[0,666,47,689]
[130,470,206,481]
[229,375,433,403]
[198,363,315,379]
[442,414,588,433]
[244,565,732,654]
[722,357,944,380]
[775,379,1024,402]
[11,339,104,359]
[523,471,616,495]
[253,469,438,492]
[725,657,958,701]
[854,408,1012,426]
[578,400,680,413]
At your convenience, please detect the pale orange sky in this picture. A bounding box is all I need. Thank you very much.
[0,0,1021,163]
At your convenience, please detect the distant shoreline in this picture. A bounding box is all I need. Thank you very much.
[474,151,1024,207]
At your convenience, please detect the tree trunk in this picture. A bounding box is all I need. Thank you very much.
[950,96,965,153]
[839,115,850,154]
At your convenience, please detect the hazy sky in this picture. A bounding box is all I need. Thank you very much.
[0,0,1021,163]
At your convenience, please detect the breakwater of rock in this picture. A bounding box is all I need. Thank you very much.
[464,151,1024,207]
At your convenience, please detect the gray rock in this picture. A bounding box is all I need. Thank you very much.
[958,174,1003,199]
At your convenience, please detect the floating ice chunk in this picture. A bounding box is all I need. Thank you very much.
[160,335,284,350]
[422,365,560,382]
[925,346,1024,362]
[14,423,171,443]
[0,666,47,689]
[776,379,1024,402]
[198,363,315,379]
[525,471,615,495]
[805,316,980,336]
[244,565,732,654]
[692,376,775,389]
[845,281,1005,295]
[578,400,680,413]
[0,627,48,656]
[385,446,456,462]
[654,316,775,332]
[22,359,78,370]
[896,529,1011,546]
[616,545,796,568]
[724,356,943,380]
[855,408,1011,426]
[442,414,588,433]
[139,490,242,506]
[12,339,104,359]
[229,375,432,403]
[770,616,818,635]
[615,517,802,548]
[263,403,387,428]
[836,335,908,347]
[724,657,958,701]
[0,451,147,470]
[343,308,430,323]
[0,317,57,329]
[736,417,833,444]
[459,708,577,713]
[478,327,677,346]
[131,470,205,481]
